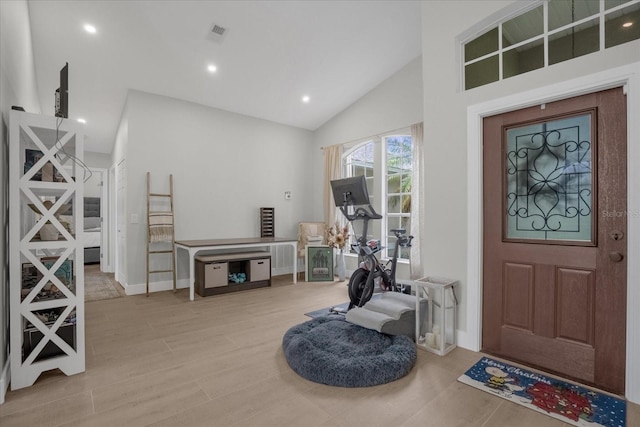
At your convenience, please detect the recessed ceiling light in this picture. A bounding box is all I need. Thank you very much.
[622,21,633,28]
[83,24,97,34]
[77,118,86,124]
[302,95,310,103]
[207,64,217,73]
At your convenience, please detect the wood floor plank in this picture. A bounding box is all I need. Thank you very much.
[1,274,637,427]
[0,391,94,425]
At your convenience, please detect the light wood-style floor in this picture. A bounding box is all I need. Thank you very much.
[1,275,638,426]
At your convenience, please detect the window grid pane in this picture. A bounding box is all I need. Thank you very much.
[502,5,544,47]
[385,136,412,260]
[344,141,375,249]
[503,38,545,78]
[345,141,375,189]
[465,54,499,90]
[605,0,633,11]
[548,0,600,31]
[341,135,414,261]
[549,18,600,65]
[605,2,640,48]
[465,27,499,62]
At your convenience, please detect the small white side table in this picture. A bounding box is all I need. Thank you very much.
[414,276,458,356]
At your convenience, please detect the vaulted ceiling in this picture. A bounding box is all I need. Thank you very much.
[28,1,422,153]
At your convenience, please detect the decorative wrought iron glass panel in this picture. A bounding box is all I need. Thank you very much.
[505,114,593,242]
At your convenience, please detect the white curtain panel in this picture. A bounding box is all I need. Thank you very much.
[323,144,343,227]
[410,122,424,280]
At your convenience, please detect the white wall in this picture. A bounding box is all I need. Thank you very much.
[120,90,315,287]
[85,151,112,170]
[83,169,102,198]
[0,0,42,403]
[422,0,640,402]
[313,56,424,156]
[312,56,424,278]
[0,1,41,116]
[112,103,129,284]
[112,99,129,171]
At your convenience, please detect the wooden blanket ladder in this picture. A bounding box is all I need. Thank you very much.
[146,172,176,296]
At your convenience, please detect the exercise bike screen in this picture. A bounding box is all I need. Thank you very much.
[330,176,371,207]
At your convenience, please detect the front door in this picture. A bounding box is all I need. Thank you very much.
[482,87,627,394]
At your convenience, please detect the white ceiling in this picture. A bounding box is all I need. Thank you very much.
[27,0,422,154]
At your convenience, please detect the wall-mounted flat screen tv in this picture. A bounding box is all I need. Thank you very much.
[55,62,68,118]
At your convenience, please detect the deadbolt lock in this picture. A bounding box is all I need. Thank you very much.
[610,230,624,241]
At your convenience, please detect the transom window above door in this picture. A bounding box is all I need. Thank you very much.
[463,0,640,90]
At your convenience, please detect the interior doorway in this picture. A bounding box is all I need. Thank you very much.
[83,168,103,269]
[481,88,627,394]
[83,167,121,301]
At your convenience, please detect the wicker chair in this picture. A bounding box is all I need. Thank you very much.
[297,222,326,257]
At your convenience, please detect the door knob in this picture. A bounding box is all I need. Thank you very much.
[609,251,624,262]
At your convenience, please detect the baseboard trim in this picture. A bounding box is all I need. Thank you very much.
[124,279,189,295]
[0,357,9,405]
[272,266,293,277]
[456,329,479,352]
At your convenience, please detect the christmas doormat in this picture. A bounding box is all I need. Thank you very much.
[458,357,626,427]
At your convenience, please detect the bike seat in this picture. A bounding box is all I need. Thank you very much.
[390,228,406,234]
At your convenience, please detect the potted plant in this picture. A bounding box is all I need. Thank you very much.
[326,222,350,281]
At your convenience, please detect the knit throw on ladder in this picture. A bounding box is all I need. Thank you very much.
[148,212,174,242]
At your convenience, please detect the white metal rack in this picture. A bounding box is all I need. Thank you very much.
[9,111,85,389]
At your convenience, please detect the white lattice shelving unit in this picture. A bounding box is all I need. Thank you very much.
[9,111,85,390]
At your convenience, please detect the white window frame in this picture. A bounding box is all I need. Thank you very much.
[341,129,413,262]
[460,0,640,90]
[383,134,412,262]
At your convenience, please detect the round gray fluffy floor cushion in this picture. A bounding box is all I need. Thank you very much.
[282,315,417,387]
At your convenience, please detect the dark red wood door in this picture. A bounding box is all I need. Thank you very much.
[482,87,627,394]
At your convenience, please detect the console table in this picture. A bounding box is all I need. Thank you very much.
[175,237,298,301]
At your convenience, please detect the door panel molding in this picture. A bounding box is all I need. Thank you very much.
[502,262,534,331]
[555,267,595,345]
[465,62,640,403]
[501,327,595,384]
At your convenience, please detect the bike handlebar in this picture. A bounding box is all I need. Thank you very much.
[339,204,382,222]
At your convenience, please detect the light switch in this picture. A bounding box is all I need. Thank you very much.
[131,213,139,224]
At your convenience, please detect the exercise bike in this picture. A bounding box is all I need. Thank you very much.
[330,176,413,311]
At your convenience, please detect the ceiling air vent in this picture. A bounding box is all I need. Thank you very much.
[211,24,226,36]
[207,23,228,43]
